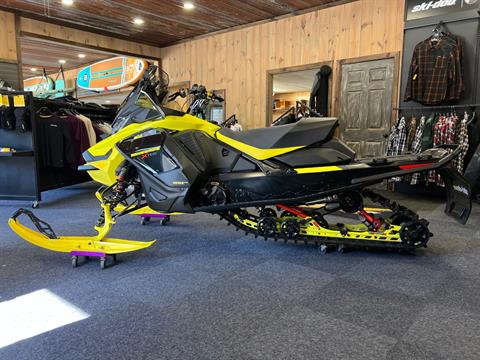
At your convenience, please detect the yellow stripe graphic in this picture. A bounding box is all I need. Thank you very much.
[295,166,343,174]
[216,132,303,160]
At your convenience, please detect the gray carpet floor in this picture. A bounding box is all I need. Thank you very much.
[0,182,480,360]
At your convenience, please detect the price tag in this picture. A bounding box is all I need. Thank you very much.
[1,95,9,107]
[13,95,25,107]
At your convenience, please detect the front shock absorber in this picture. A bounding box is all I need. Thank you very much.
[113,161,137,200]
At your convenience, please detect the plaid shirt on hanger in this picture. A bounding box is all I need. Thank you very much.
[386,117,407,157]
[454,113,469,175]
[411,116,426,185]
[429,115,447,183]
[406,116,418,151]
[405,38,462,105]
[431,114,459,186]
[386,117,407,182]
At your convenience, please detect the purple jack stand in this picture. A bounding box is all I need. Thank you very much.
[140,213,170,226]
[70,250,116,269]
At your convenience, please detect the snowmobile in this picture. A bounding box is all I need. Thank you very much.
[9,65,472,267]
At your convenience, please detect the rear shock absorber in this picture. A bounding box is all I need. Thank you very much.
[358,209,382,232]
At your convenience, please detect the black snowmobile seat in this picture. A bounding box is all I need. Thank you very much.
[218,118,338,149]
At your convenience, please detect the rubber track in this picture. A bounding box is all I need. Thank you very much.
[219,190,430,252]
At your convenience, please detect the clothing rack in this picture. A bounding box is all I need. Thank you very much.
[394,104,480,111]
[0,90,39,204]
[0,91,116,207]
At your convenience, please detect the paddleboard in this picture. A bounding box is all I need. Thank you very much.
[54,79,66,98]
[77,56,148,92]
[24,76,54,96]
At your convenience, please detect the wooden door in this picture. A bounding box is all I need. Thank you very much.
[339,58,394,158]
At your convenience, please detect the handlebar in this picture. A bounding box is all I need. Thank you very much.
[208,92,224,103]
[167,89,187,102]
[167,86,223,103]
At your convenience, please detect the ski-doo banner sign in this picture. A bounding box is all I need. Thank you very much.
[406,0,479,21]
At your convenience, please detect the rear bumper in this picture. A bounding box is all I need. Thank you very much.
[352,146,460,185]
[354,145,471,224]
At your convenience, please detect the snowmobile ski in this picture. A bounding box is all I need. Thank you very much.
[9,202,155,268]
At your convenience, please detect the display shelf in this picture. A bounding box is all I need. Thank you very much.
[0,150,34,157]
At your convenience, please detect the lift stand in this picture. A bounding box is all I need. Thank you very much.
[140,213,171,226]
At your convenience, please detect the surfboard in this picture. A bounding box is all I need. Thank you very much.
[77,56,148,92]
[24,76,54,96]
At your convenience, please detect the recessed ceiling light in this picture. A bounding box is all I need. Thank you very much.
[183,2,195,10]
[30,67,37,72]
[62,0,74,6]
[59,59,66,64]
[78,53,86,59]
[105,100,111,103]
[133,17,144,25]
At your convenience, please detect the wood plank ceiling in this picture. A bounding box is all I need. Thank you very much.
[1,0,346,47]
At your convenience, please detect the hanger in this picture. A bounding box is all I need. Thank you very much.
[467,111,476,126]
[36,106,52,116]
[431,21,445,43]
[56,107,74,117]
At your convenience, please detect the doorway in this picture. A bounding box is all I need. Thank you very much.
[338,56,398,158]
[266,61,333,126]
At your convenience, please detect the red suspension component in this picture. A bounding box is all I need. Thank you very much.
[276,204,321,227]
[358,209,382,232]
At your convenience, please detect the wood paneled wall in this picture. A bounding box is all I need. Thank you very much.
[161,0,405,129]
[20,17,162,60]
[0,10,18,62]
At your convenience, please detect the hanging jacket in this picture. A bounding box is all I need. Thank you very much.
[309,65,331,116]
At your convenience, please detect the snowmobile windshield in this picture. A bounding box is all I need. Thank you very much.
[111,65,167,134]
